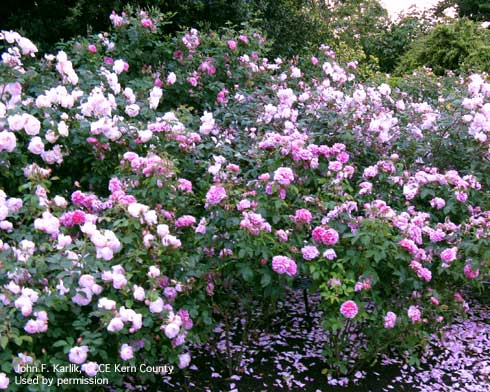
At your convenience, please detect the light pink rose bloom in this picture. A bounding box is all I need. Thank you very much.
[275,229,289,242]
[112,274,127,289]
[98,298,116,310]
[23,114,41,135]
[271,255,297,277]
[0,373,9,389]
[164,323,180,339]
[167,72,177,85]
[28,136,44,154]
[407,305,421,323]
[0,131,16,152]
[429,197,445,209]
[147,266,160,278]
[149,298,164,313]
[81,362,98,376]
[107,317,124,332]
[120,344,134,361]
[301,245,320,260]
[68,346,89,364]
[8,114,25,131]
[24,319,41,334]
[72,288,93,306]
[178,353,191,369]
[323,249,337,260]
[79,274,96,288]
[455,191,468,203]
[205,185,227,206]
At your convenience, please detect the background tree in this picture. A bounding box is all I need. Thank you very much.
[434,0,490,21]
[0,0,254,51]
[367,7,433,73]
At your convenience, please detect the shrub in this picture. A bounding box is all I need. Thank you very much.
[396,18,490,75]
[0,8,489,390]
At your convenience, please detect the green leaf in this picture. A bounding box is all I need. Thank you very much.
[239,264,254,281]
[260,272,271,287]
[0,336,8,350]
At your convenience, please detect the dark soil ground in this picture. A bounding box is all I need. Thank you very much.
[163,288,490,392]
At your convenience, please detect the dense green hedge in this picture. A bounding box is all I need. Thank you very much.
[396,18,490,76]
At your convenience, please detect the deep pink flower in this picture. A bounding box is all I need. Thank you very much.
[292,208,313,224]
[384,311,397,328]
[72,210,86,225]
[340,300,358,319]
[455,191,468,203]
[141,18,153,28]
[440,247,458,263]
[173,50,184,61]
[464,264,479,279]
[227,40,237,50]
[399,238,418,255]
[312,227,339,246]
[175,215,196,228]
[178,178,193,192]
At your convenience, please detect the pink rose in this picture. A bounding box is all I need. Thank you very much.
[227,40,237,50]
[407,305,421,323]
[141,18,153,28]
[292,208,312,224]
[440,247,457,263]
[273,167,294,186]
[383,311,397,328]
[205,185,227,206]
[120,344,134,361]
[430,197,445,209]
[340,300,358,319]
[271,256,297,277]
[81,362,98,377]
[301,245,319,261]
[464,264,479,279]
[0,373,9,389]
[68,346,89,364]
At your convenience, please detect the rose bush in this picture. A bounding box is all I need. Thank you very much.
[0,7,489,390]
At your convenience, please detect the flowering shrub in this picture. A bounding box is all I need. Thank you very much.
[0,7,489,390]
